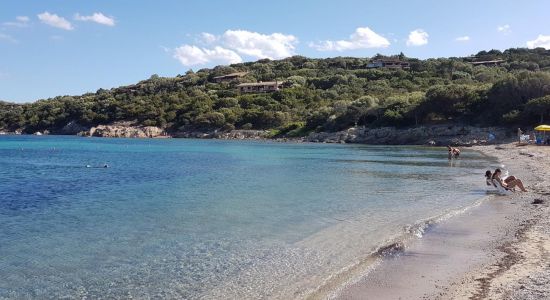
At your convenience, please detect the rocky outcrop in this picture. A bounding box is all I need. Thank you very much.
[76,122,510,145]
[306,125,508,146]
[173,129,269,140]
[59,121,89,135]
[83,123,166,138]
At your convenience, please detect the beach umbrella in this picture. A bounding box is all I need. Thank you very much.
[535,125,550,144]
[534,124,550,131]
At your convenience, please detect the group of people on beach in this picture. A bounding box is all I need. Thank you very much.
[485,168,527,192]
[518,127,550,145]
[443,145,527,193]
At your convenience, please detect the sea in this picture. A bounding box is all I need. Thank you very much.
[0,136,495,299]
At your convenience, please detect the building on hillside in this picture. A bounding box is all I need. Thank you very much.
[212,72,248,83]
[469,59,505,67]
[237,81,282,93]
[367,59,410,70]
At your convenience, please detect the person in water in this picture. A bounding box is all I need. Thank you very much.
[447,145,460,159]
[490,168,527,192]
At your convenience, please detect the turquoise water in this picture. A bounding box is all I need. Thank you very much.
[0,136,493,299]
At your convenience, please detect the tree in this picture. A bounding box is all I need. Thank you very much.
[1,48,550,135]
[525,95,550,123]
[486,72,550,120]
[416,84,481,122]
[193,112,225,128]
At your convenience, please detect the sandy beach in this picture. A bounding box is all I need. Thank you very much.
[332,143,550,300]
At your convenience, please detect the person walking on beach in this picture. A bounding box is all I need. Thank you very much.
[491,168,527,192]
[517,128,523,144]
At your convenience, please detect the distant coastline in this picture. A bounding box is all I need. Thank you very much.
[2,123,516,147]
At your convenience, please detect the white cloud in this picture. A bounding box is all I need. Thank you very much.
[406,29,429,46]
[173,45,242,66]
[527,34,550,49]
[455,36,470,42]
[37,12,73,30]
[0,33,17,43]
[171,29,296,67]
[309,27,390,51]
[3,16,30,27]
[74,12,115,26]
[222,30,297,59]
[200,32,218,44]
[497,24,511,34]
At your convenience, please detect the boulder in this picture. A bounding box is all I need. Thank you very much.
[85,123,166,138]
[60,121,89,135]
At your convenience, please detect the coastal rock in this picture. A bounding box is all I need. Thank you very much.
[305,125,507,146]
[173,129,269,140]
[60,121,89,135]
[85,123,166,138]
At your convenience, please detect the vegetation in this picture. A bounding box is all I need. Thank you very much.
[1,47,550,135]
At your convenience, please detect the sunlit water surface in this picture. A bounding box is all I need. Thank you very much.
[0,136,494,299]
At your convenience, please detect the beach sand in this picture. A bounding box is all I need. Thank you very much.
[331,143,550,300]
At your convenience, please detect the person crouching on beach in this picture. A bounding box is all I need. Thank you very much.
[485,170,494,186]
[447,145,460,159]
[491,168,527,192]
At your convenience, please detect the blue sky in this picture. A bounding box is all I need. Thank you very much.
[1,0,549,103]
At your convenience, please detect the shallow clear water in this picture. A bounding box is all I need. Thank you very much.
[0,136,494,299]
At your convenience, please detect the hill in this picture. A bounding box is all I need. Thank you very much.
[1,48,550,137]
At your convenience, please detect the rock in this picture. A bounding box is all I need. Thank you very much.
[60,121,89,135]
[173,129,269,140]
[305,125,508,145]
[532,199,544,204]
[84,122,166,138]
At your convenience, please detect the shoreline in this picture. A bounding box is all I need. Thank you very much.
[2,124,515,147]
[302,196,491,300]
[330,143,550,299]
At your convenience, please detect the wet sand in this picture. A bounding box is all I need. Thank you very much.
[331,143,550,300]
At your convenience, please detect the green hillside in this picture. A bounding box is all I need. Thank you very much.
[1,47,550,135]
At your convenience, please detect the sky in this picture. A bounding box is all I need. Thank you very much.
[1,0,549,103]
